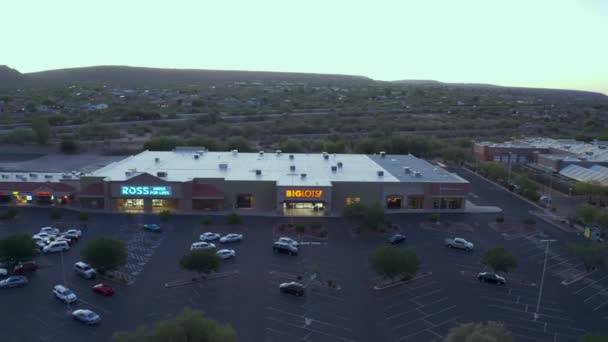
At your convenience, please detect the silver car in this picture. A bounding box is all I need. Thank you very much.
[215,249,236,259]
[72,309,101,325]
[0,276,28,288]
[220,234,243,244]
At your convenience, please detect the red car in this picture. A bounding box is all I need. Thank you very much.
[13,261,38,275]
[92,283,114,296]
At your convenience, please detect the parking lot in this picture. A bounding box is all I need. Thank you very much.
[0,167,607,341]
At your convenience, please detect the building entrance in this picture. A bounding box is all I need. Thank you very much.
[117,198,145,212]
[283,201,326,217]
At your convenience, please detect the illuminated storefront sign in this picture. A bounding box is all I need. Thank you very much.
[120,186,172,197]
[285,189,323,198]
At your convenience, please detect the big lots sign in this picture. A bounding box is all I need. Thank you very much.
[285,189,323,198]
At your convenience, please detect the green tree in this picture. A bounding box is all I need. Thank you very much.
[440,146,472,165]
[31,116,51,145]
[112,307,237,342]
[225,212,242,225]
[0,207,18,220]
[370,245,419,281]
[579,333,608,342]
[224,136,252,152]
[81,238,127,274]
[576,204,600,225]
[180,249,221,279]
[4,127,37,145]
[201,216,213,226]
[78,212,89,223]
[570,242,607,272]
[143,136,183,151]
[0,233,38,265]
[278,139,303,153]
[482,247,518,273]
[479,162,509,182]
[343,202,386,230]
[60,137,78,154]
[159,210,171,222]
[444,321,513,342]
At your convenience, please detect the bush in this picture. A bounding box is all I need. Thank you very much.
[125,213,134,224]
[295,224,306,233]
[159,210,171,222]
[496,216,505,223]
[60,138,78,154]
[319,230,328,238]
[78,212,89,222]
[0,207,18,220]
[428,213,438,223]
[49,209,62,220]
[226,212,242,225]
[310,221,322,230]
[523,217,536,225]
[201,216,213,226]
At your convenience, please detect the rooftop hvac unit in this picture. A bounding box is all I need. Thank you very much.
[219,163,228,170]
[196,150,206,154]
[599,145,607,150]
[29,173,38,178]
[300,173,307,178]
[194,154,200,159]
[404,166,411,173]
[586,151,594,156]
[259,151,264,156]
[0,174,8,179]
[255,169,262,175]
[323,154,329,160]
[231,149,238,155]
[276,150,282,155]
[289,154,294,160]
[157,171,167,177]
[44,175,53,179]
[414,171,422,177]
[290,165,296,171]
[377,170,384,176]
[63,174,72,179]
[379,151,386,158]
[331,166,337,172]
[154,158,160,163]
[337,162,343,168]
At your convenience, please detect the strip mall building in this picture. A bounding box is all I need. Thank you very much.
[74,148,470,216]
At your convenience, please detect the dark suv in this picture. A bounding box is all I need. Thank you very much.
[273,242,298,256]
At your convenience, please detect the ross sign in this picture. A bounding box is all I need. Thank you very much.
[120,186,172,197]
[285,189,323,198]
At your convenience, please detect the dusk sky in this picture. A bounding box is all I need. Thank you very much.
[3,0,607,94]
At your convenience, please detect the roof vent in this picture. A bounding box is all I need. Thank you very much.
[275,150,282,155]
[231,149,238,155]
[196,150,206,154]
[414,171,422,177]
[157,171,167,177]
[290,165,296,171]
[300,173,307,178]
[323,154,329,160]
[219,163,228,170]
[331,166,337,172]
[259,151,264,156]
[377,170,384,176]
[564,145,571,149]
[599,145,607,150]
[155,157,160,163]
[337,162,343,168]
[255,169,262,176]
[44,174,53,179]
[29,173,38,178]
[404,166,411,173]
[1,174,8,179]
[194,154,200,159]
[380,151,386,158]
[586,151,594,156]
[289,154,294,160]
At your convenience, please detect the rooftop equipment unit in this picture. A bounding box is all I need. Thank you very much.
[289,154,294,160]
[157,171,167,177]
[586,151,594,156]
[337,162,343,168]
[255,169,262,176]
[44,175,53,179]
[154,158,160,163]
[377,170,384,176]
[0,174,8,179]
[62,174,72,179]
[404,166,411,173]
[300,173,307,178]
[331,166,337,172]
[414,171,422,177]
[29,173,38,178]
[290,165,296,171]
[196,150,206,154]
[380,151,386,158]
[275,150,282,155]
[194,154,200,159]
[219,163,228,170]
[599,145,607,150]
[231,149,238,155]
[259,151,264,156]
[323,154,329,160]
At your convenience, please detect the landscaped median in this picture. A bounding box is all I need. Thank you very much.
[373,271,432,290]
[164,269,240,288]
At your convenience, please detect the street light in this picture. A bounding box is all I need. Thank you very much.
[534,239,557,321]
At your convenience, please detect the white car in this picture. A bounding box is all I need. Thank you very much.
[74,262,97,279]
[53,285,78,303]
[33,233,53,241]
[220,234,243,244]
[43,241,70,253]
[65,229,82,238]
[40,227,61,235]
[278,237,299,247]
[72,309,101,325]
[0,268,7,277]
[199,232,221,242]
[190,242,216,251]
[215,249,236,259]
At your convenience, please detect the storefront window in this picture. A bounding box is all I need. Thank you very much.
[346,197,361,205]
[386,195,403,209]
[433,198,462,209]
[407,196,423,209]
[236,194,253,208]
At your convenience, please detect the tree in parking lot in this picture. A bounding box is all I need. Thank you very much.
[579,333,608,342]
[112,307,237,342]
[444,321,513,342]
[180,249,221,280]
[225,212,242,225]
[569,242,607,272]
[0,206,18,220]
[81,238,127,274]
[370,246,419,281]
[343,202,386,231]
[0,233,38,265]
[482,247,517,273]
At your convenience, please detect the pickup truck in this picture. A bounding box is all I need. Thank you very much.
[444,237,474,251]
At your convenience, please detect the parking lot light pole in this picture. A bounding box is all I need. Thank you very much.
[534,239,556,321]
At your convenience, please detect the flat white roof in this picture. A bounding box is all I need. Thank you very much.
[91,150,466,186]
[0,172,78,183]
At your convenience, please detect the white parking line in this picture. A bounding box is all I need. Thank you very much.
[575,274,608,294]
[309,289,346,302]
[267,307,352,332]
[394,316,460,342]
[265,316,355,342]
[385,306,426,321]
[488,304,573,322]
[267,306,350,322]
[408,289,442,302]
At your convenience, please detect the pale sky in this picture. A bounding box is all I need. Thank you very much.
[2,0,607,94]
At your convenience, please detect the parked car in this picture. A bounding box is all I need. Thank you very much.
[64,229,82,239]
[279,282,305,296]
[53,285,78,303]
[0,268,8,277]
[43,241,70,253]
[72,309,101,325]
[54,237,75,246]
[40,227,60,235]
[34,240,48,250]
[277,237,299,247]
[200,232,221,241]
[143,224,161,232]
[273,241,298,256]
[74,262,97,279]
[92,283,114,296]
[0,276,28,288]
[444,237,474,251]
[477,272,506,285]
[190,242,216,251]
[388,234,406,245]
[220,233,243,244]
[13,261,38,275]
[216,249,236,259]
[58,232,79,242]
[33,233,53,241]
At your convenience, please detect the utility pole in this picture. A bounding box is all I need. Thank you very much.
[534,239,556,321]
[507,152,513,186]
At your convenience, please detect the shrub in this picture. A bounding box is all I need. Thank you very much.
[78,212,89,222]
[159,210,171,222]
[226,212,242,225]
[201,216,213,226]
[125,213,134,224]
[496,216,505,223]
[50,209,62,220]
[0,207,18,220]
[310,221,322,230]
[319,230,328,238]
[295,224,306,233]
[428,213,438,223]
[523,217,536,225]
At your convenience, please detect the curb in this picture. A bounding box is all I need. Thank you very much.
[561,269,596,286]
[373,271,432,290]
